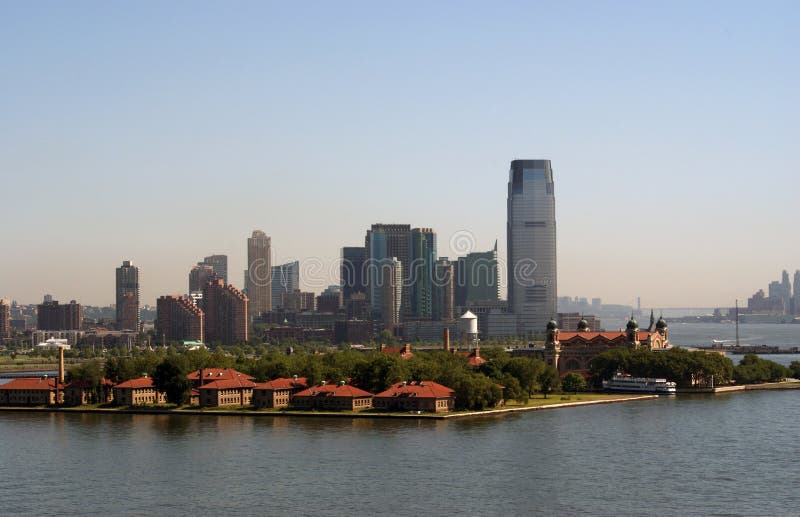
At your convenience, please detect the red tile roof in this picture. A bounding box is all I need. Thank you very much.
[558,331,656,345]
[198,378,256,390]
[0,377,56,390]
[374,381,454,399]
[380,344,413,358]
[113,377,155,389]
[254,377,308,390]
[188,368,254,382]
[293,382,373,399]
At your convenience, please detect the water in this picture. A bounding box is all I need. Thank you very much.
[1,392,798,516]
[667,322,800,348]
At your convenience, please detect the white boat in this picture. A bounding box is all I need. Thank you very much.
[602,374,677,394]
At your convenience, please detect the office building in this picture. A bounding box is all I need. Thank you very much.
[0,299,10,339]
[366,224,411,320]
[156,295,204,343]
[794,271,800,315]
[201,255,228,284]
[432,258,455,321]
[381,257,402,327]
[410,228,436,320]
[317,285,343,313]
[282,289,315,313]
[203,279,248,345]
[189,264,215,294]
[341,246,367,300]
[116,261,140,331]
[271,261,300,310]
[36,299,82,331]
[245,230,271,320]
[454,242,500,307]
[507,160,557,337]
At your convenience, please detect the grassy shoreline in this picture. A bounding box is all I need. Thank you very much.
[0,393,656,420]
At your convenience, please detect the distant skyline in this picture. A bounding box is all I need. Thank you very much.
[1,1,798,307]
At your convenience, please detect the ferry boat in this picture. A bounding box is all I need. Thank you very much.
[602,374,677,395]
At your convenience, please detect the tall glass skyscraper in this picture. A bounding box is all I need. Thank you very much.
[410,228,436,320]
[246,230,271,320]
[507,159,557,337]
[271,261,300,310]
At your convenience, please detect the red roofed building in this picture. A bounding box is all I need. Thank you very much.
[544,316,671,373]
[379,343,413,359]
[292,381,373,411]
[188,368,255,388]
[64,378,114,406]
[373,381,455,413]
[198,377,256,407]
[113,376,167,406]
[252,376,308,409]
[0,377,57,405]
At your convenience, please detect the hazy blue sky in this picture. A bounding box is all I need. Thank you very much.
[1,1,798,308]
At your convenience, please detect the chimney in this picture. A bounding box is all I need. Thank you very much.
[404,344,411,354]
[199,368,204,387]
[443,328,450,352]
[58,346,65,384]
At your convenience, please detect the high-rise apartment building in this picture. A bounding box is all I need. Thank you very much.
[36,300,82,330]
[246,230,272,320]
[0,299,10,339]
[271,261,300,310]
[380,257,403,327]
[189,264,215,294]
[365,224,411,320]
[507,159,557,337]
[433,258,455,321]
[317,285,343,313]
[454,242,500,307]
[410,228,436,320]
[116,260,140,331]
[282,290,316,313]
[341,246,367,301]
[201,255,228,284]
[793,270,800,316]
[203,279,248,345]
[156,295,204,343]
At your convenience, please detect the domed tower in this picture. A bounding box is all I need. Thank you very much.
[545,319,561,370]
[577,318,590,332]
[655,315,668,339]
[626,316,639,347]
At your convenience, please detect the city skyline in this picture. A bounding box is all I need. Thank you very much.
[1,2,798,307]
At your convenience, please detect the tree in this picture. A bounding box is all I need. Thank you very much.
[152,356,191,405]
[789,361,800,379]
[562,372,587,393]
[538,366,561,398]
[68,359,105,403]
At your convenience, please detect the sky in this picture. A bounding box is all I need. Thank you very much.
[1,1,798,308]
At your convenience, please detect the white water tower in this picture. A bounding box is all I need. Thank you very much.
[458,310,478,348]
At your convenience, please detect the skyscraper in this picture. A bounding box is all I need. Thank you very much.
[245,230,271,320]
[433,258,455,321]
[201,255,228,284]
[0,299,10,340]
[410,228,436,320]
[341,246,367,301]
[271,261,300,310]
[794,270,800,316]
[116,260,140,331]
[156,295,204,343]
[454,242,500,307]
[380,257,403,328]
[365,224,411,320]
[203,278,248,345]
[189,264,215,294]
[507,159,557,337]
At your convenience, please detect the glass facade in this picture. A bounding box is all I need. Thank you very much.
[507,160,557,337]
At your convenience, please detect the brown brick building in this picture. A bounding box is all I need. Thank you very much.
[156,295,204,344]
[252,377,308,408]
[292,381,373,411]
[198,378,256,407]
[37,300,82,330]
[63,378,114,406]
[0,299,10,340]
[203,279,248,345]
[0,377,57,405]
[113,377,167,406]
[373,381,455,413]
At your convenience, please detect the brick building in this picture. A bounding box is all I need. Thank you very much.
[63,378,114,406]
[37,300,83,331]
[203,279,248,345]
[113,377,167,406]
[198,377,256,407]
[373,381,455,413]
[156,295,204,343]
[292,381,373,411]
[0,377,57,405]
[0,299,10,339]
[252,376,308,408]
